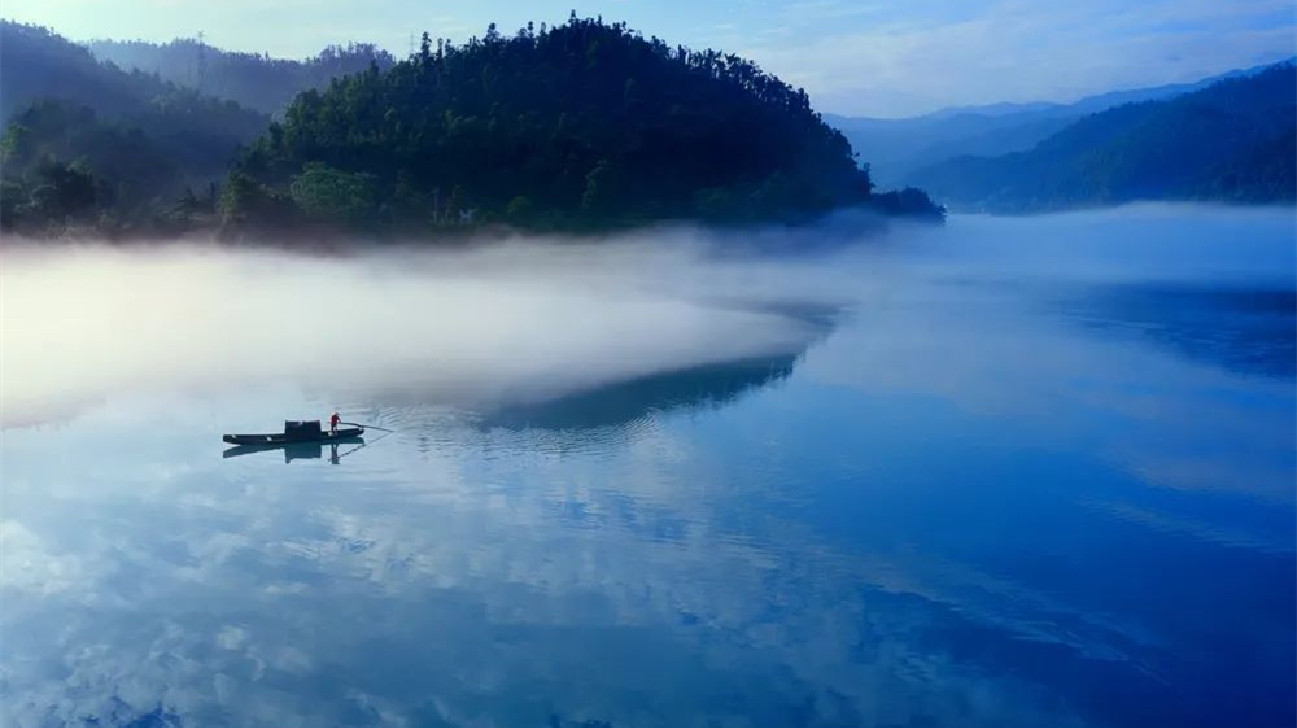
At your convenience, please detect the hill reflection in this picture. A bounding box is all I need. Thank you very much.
[478,354,799,431]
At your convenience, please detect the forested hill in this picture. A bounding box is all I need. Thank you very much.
[0,21,269,234]
[86,39,397,115]
[225,15,943,234]
[906,63,1297,212]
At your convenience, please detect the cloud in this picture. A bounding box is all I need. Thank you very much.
[742,0,1297,115]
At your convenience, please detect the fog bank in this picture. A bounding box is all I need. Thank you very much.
[0,233,857,427]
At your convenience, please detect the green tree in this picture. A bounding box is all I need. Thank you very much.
[220,170,297,228]
[289,162,379,227]
[505,194,536,223]
[26,159,98,221]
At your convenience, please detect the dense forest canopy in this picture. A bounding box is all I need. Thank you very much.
[86,39,397,115]
[2,101,196,230]
[906,63,1297,211]
[226,14,944,234]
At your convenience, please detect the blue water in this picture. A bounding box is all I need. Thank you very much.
[2,206,1294,727]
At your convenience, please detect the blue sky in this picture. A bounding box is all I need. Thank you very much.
[3,0,1294,116]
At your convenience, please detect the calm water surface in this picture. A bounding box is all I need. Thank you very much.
[2,207,1294,727]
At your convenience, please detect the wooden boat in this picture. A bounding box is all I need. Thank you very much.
[222,419,364,446]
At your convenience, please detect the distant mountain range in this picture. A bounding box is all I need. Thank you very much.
[0,22,281,233]
[85,39,396,115]
[0,22,268,186]
[825,60,1296,190]
[903,63,1295,211]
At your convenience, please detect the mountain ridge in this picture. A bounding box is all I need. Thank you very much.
[84,38,397,115]
[904,62,1296,211]
[825,58,1296,187]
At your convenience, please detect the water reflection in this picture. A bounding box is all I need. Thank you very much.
[1056,282,1297,379]
[2,208,1294,728]
[1,400,1107,728]
[222,438,364,463]
[477,354,798,431]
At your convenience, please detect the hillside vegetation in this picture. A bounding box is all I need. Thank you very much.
[225,15,943,234]
[0,17,944,238]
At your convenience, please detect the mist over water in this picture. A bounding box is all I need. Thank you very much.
[8,205,1286,429]
[1,205,1294,728]
[0,230,865,428]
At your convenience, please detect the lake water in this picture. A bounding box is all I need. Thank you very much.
[2,206,1294,728]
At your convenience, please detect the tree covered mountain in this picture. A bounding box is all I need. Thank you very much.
[905,63,1296,211]
[0,16,942,237]
[86,39,397,115]
[0,21,271,234]
[223,15,942,235]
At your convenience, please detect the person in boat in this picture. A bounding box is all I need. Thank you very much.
[330,411,341,434]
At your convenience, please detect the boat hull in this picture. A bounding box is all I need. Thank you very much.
[222,437,364,460]
[222,427,364,446]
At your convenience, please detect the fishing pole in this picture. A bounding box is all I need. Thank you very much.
[331,429,395,461]
[342,420,391,430]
